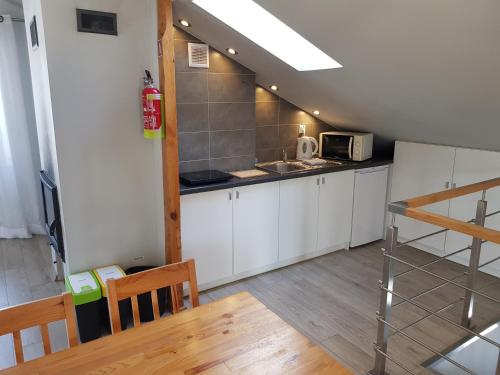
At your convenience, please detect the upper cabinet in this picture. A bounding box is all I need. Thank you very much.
[233,182,279,275]
[279,175,320,261]
[391,141,456,253]
[317,170,355,252]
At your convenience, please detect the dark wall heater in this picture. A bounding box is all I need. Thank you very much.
[40,171,65,262]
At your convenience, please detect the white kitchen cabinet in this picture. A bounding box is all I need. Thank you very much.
[181,189,233,286]
[445,148,500,276]
[233,182,279,274]
[317,170,355,251]
[390,141,456,254]
[279,175,320,260]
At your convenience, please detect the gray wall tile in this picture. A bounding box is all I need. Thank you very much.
[176,72,208,104]
[210,130,256,158]
[174,28,335,171]
[179,132,209,161]
[209,103,255,130]
[179,159,210,173]
[210,156,255,172]
[256,126,279,149]
[256,148,280,163]
[174,27,201,42]
[177,104,208,132]
[279,125,300,148]
[256,85,279,102]
[209,49,254,75]
[208,74,255,102]
[279,99,318,125]
[256,101,279,126]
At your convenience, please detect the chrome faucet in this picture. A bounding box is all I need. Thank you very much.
[282,148,288,163]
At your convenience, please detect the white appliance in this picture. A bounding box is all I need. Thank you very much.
[350,166,389,247]
[319,131,373,161]
[296,136,318,160]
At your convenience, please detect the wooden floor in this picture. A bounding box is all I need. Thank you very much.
[1,237,499,374]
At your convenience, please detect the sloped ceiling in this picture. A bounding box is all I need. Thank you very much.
[173,0,500,152]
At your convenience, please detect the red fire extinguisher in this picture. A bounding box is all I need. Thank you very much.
[142,70,164,139]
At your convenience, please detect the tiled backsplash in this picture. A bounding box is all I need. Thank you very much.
[255,87,334,162]
[175,28,256,173]
[175,27,335,172]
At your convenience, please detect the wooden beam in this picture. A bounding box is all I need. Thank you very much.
[405,207,500,245]
[403,177,500,208]
[157,0,181,264]
[157,0,183,307]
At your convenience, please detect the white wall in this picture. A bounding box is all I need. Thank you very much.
[23,0,164,273]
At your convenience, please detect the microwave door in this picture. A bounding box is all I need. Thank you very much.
[323,135,352,159]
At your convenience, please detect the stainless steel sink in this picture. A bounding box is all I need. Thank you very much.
[257,161,311,174]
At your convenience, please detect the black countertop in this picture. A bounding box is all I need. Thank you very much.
[180,157,393,195]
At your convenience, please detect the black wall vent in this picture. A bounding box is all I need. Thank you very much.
[76,9,117,35]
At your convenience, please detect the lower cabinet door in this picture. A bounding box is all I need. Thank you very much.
[317,170,355,251]
[233,182,279,274]
[279,175,320,261]
[181,189,233,286]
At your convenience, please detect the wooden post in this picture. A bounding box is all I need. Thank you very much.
[157,0,183,308]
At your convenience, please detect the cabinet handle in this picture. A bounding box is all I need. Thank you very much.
[316,178,320,186]
[236,191,240,199]
[228,192,232,200]
[452,182,457,189]
[321,177,325,185]
[444,181,450,189]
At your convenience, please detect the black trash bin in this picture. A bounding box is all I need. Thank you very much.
[65,271,102,343]
[125,266,171,322]
[93,265,130,332]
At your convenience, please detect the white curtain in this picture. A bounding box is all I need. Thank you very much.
[0,15,44,238]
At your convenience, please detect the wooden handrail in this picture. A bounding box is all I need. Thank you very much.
[389,176,500,244]
[405,208,500,245]
[404,177,500,208]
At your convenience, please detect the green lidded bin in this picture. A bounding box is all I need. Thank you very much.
[65,271,102,343]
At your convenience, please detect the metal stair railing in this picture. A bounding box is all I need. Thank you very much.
[370,177,500,375]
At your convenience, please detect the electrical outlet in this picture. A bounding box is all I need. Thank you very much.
[299,124,306,135]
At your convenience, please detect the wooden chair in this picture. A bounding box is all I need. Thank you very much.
[0,292,78,365]
[106,259,199,334]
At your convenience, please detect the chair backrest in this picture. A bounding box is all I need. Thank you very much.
[106,259,199,334]
[0,292,78,365]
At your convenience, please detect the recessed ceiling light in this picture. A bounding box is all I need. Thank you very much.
[313,110,320,116]
[226,47,238,55]
[179,19,191,27]
[269,85,279,91]
[193,0,342,71]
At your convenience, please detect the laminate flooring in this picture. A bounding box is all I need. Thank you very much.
[0,237,499,374]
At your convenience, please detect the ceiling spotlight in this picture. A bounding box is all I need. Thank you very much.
[226,47,238,55]
[179,19,191,27]
[269,85,279,91]
[313,110,320,115]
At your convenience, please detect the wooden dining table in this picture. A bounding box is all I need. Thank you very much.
[1,292,352,374]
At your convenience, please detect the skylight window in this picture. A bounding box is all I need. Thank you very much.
[192,0,342,71]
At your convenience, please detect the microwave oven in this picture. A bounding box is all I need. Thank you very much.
[319,131,373,161]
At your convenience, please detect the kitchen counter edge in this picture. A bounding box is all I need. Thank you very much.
[180,158,393,195]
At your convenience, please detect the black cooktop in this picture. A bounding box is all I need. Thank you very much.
[179,170,232,186]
